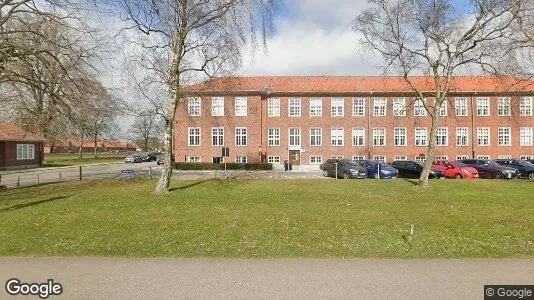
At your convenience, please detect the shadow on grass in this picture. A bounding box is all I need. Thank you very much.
[401,178,419,186]
[169,179,215,191]
[0,194,75,213]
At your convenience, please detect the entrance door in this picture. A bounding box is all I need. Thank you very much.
[289,150,301,166]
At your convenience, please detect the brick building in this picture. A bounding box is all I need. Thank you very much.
[175,76,534,170]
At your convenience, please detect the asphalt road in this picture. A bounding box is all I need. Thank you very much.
[0,258,532,299]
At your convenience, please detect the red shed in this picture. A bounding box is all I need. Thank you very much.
[0,120,45,170]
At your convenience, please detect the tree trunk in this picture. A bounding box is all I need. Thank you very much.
[93,137,98,157]
[418,111,441,188]
[78,135,84,159]
[154,114,176,194]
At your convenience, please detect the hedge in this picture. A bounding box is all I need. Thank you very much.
[174,162,272,170]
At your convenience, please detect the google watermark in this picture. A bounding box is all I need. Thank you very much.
[485,285,533,299]
[5,278,63,299]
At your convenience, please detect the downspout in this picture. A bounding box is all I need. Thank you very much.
[471,92,476,158]
[367,92,373,159]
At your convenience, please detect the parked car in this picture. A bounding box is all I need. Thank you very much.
[141,153,157,162]
[124,154,142,163]
[320,159,368,179]
[432,160,479,179]
[353,160,398,179]
[156,157,164,165]
[459,159,520,179]
[391,160,445,179]
[494,159,534,179]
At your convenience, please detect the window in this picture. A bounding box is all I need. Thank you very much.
[414,98,427,116]
[455,98,468,116]
[477,155,490,159]
[415,127,427,146]
[212,127,224,146]
[331,98,344,117]
[373,128,386,146]
[520,127,533,146]
[289,128,301,147]
[477,127,490,146]
[211,97,224,116]
[498,98,511,116]
[212,157,223,164]
[188,97,201,116]
[352,156,366,161]
[373,156,386,162]
[235,127,247,146]
[456,127,469,146]
[498,155,512,159]
[520,97,533,116]
[16,144,34,160]
[520,155,533,160]
[310,128,322,146]
[476,97,490,116]
[268,128,280,146]
[373,98,387,116]
[395,155,407,161]
[288,98,301,117]
[438,100,447,116]
[436,128,448,146]
[498,127,511,146]
[331,156,344,159]
[188,128,201,146]
[331,128,344,146]
[393,98,406,116]
[394,128,407,146]
[235,156,248,163]
[352,98,365,116]
[352,128,365,146]
[309,98,322,117]
[235,97,247,116]
[415,155,426,163]
[268,156,280,163]
[310,156,322,164]
[435,155,448,160]
[187,156,200,162]
[268,98,280,117]
[456,155,469,160]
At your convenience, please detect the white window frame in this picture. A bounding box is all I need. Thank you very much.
[289,128,301,148]
[309,128,322,147]
[352,156,366,161]
[415,127,428,146]
[330,98,344,117]
[373,128,386,146]
[373,155,386,162]
[211,97,224,116]
[455,98,468,116]
[438,99,448,116]
[235,97,248,116]
[436,127,448,147]
[394,155,407,161]
[498,155,512,159]
[393,98,406,116]
[330,128,344,146]
[211,127,224,146]
[235,127,248,147]
[188,97,201,116]
[520,97,533,116]
[456,155,469,160]
[477,155,490,159]
[352,98,365,117]
[520,127,533,146]
[436,155,449,160]
[310,156,322,164]
[309,98,323,117]
[235,156,248,163]
[520,155,533,160]
[498,127,511,146]
[497,97,511,116]
[187,156,201,163]
[288,98,301,117]
[268,156,281,164]
[373,98,387,116]
[16,144,35,160]
[268,128,280,147]
[352,128,365,147]
[476,97,490,116]
[188,127,201,146]
[477,127,490,146]
[415,155,426,163]
[414,98,427,116]
[456,127,469,147]
[394,127,407,147]
[268,98,280,117]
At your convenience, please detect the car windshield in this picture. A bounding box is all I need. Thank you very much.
[453,161,467,168]
[485,161,500,167]
[416,162,425,167]
[373,161,389,167]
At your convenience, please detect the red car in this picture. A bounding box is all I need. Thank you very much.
[432,160,479,179]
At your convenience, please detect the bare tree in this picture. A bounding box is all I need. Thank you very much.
[354,0,523,188]
[131,110,162,152]
[111,0,276,193]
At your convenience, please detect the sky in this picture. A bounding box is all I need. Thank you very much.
[239,0,383,76]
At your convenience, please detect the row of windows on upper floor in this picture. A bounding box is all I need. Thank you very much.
[187,126,534,148]
[187,96,534,118]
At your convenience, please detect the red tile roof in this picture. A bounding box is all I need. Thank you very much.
[187,76,534,94]
[0,120,44,142]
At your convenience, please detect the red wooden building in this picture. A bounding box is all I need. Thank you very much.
[0,120,45,170]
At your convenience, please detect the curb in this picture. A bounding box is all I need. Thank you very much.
[0,162,124,175]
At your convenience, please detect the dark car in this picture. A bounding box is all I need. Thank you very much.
[494,159,534,179]
[353,160,398,179]
[124,154,142,163]
[320,159,368,179]
[391,160,445,179]
[141,153,157,162]
[459,159,520,179]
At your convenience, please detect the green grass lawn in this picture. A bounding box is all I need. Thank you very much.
[0,179,532,258]
[43,153,125,167]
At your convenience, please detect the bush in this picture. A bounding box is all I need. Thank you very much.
[0,185,7,192]
[174,162,272,171]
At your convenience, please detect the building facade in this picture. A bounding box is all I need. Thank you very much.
[175,76,534,169]
[0,120,44,170]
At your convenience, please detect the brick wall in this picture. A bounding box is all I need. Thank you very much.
[2,141,43,170]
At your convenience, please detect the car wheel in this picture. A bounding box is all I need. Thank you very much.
[493,172,504,179]
[454,173,463,179]
[323,170,329,177]
[528,172,534,180]
[343,172,350,179]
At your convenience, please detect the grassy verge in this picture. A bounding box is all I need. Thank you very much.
[0,179,532,258]
[44,153,125,167]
